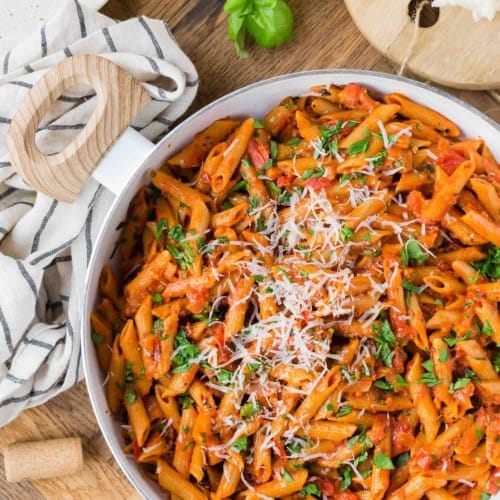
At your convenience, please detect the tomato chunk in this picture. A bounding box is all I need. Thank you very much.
[305,177,332,190]
[247,137,269,169]
[338,83,379,111]
[435,150,466,175]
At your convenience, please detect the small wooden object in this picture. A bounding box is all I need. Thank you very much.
[344,0,500,90]
[4,437,83,482]
[7,55,151,203]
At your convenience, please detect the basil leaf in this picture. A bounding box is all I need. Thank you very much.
[227,13,248,58]
[245,0,294,48]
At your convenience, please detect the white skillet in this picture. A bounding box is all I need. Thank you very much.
[7,56,500,498]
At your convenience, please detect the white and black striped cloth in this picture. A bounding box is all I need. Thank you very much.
[0,0,198,425]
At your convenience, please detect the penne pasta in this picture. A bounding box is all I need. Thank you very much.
[92,83,500,498]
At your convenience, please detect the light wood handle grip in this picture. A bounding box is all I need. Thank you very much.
[7,55,151,203]
[4,437,83,482]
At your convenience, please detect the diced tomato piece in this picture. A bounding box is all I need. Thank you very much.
[392,348,407,373]
[276,175,294,187]
[369,414,388,445]
[338,83,379,111]
[186,287,208,314]
[414,447,433,471]
[390,309,415,339]
[211,323,230,363]
[315,477,337,497]
[406,190,426,217]
[392,418,414,455]
[141,335,161,377]
[305,177,332,190]
[435,150,466,175]
[301,310,313,322]
[247,137,269,169]
[486,467,500,494]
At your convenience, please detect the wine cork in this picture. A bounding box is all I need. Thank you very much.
[4,437,83,482]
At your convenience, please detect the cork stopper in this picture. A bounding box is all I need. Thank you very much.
[4,437,83,482]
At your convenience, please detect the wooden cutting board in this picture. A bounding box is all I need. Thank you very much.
[344,0,500,90]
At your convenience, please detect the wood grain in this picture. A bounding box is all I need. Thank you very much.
[0,0,497,498]
[7,55,150,202]
[345,0,500,90]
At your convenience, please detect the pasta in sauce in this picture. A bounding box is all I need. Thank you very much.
[92,83,500,499]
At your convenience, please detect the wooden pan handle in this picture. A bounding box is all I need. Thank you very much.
[7,55,151,203]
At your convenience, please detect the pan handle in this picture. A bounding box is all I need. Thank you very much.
[7,55,152,203]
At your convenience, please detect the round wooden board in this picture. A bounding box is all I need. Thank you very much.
[344,0,500,90]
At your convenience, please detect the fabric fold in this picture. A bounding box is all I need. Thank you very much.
[0,0,198,425]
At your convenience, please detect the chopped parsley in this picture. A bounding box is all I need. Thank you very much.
[278,267,292,282]
[249,196,260,210]
[240,401,261,418]
[339,466,352,491]
[339,172,365,185]
[168,244,193,270]
[124,361,134,383]
[401,238,428,266]
[152,318,164,334]
[301,166,325,180]
[372,320,396,368]
[438,348,449,362]
[171,328,200,373]
[253,120,265,129]
[340,225,354,242]
[418,359,441,387]
[268,181,281,195]
[286,137,301,147]
[444,331,470,347]
[374,379,392,391]
[168,223,184,242]
[270,140,278,161]
[402,279,424,294]
[336,406,352,417]
[493,352,500,373]
[91,331,104,344]
[125,390,137,404]
[178,394,194,409]
[471,246,500,279]
[395,451,410,467]
[482,321,493,337]
[155,218,168,240]
[281,467,293,483]
[475,429,485,439]
[152,293,164,304]
[215,368,234,386]
[346,128,371,156]
[229,179,249,194]
[370,149,388,166]
[449,377,471,394]
[395,374,409,388]
[300,483,321,497]
[232,436,248,452]
[286,441,303,455]
[347,427,373,450]
[373,452,395,470]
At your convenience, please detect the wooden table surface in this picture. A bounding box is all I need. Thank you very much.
[1,1,498,498]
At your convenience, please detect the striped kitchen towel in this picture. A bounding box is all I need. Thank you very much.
[0,0,198,425]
